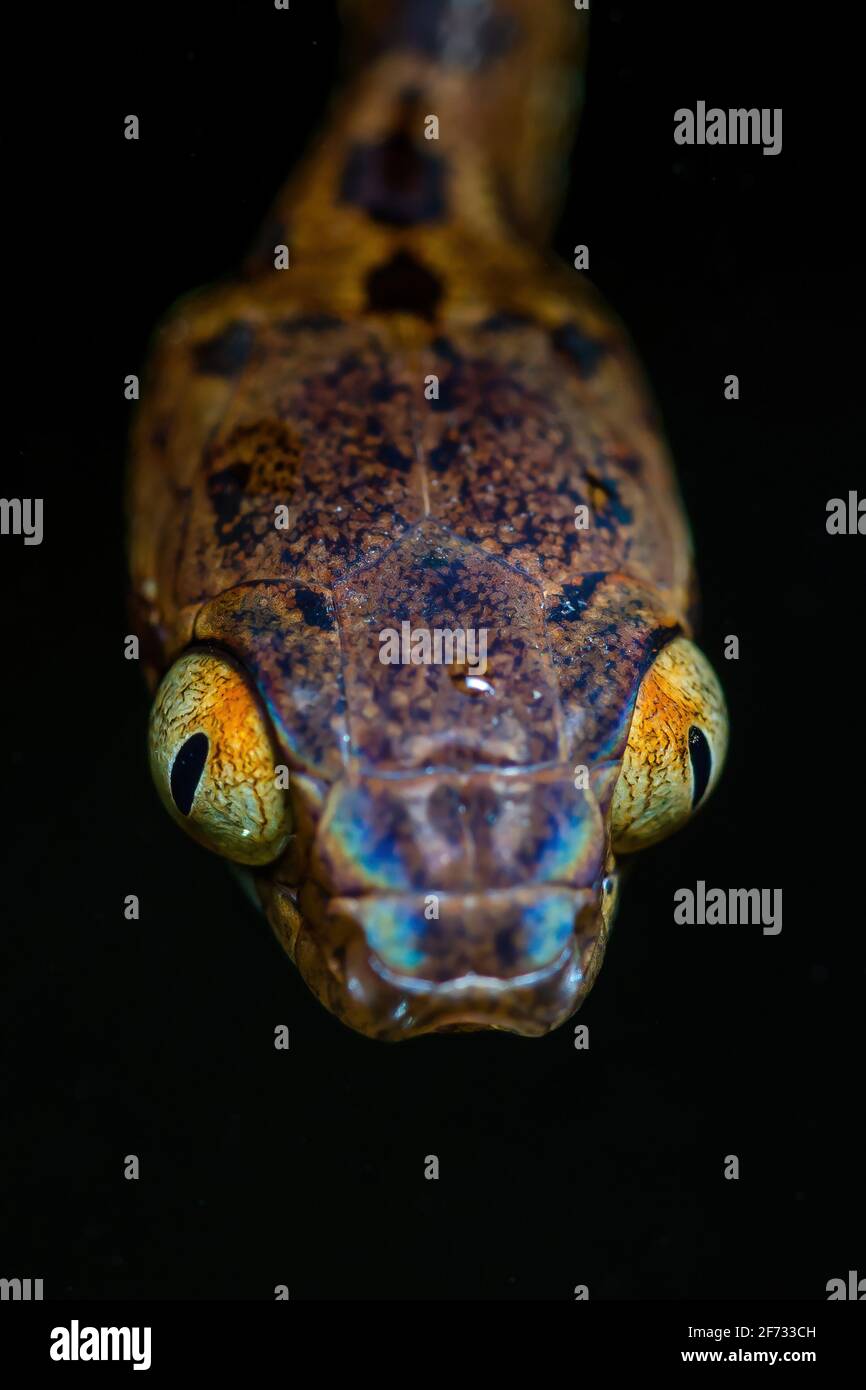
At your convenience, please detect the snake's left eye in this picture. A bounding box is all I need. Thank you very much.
[148,648,292,865]
[610,636,728,852]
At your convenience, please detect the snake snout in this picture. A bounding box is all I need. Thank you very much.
[291,886,606,1039]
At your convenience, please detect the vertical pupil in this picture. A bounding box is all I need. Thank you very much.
[688,725,712,808]
[170,732,209,815]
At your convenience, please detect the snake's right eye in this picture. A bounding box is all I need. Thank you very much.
[148,648,293,865]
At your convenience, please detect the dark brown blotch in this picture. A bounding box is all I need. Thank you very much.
[294,585,336,633]
[206,462,252,530]
[377,442,413,473]
[365,250,443,321]
[546,573,607,623]
[340,129,447,227]
[194,321,255,377]
[278,315,344,334]
[551,322,608,380]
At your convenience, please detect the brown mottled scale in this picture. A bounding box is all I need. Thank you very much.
[129,0,695,1038]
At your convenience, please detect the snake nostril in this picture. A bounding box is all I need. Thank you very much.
[170,732,209,815]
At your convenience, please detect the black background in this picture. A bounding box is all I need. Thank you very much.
[2,1,862,1301]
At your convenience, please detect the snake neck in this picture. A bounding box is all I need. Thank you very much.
[246,0,588,287]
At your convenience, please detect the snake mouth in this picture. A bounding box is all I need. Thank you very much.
[280,885,610,1041]
[355,944,587,1038]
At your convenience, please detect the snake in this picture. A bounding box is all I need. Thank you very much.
[128,0,728,1041]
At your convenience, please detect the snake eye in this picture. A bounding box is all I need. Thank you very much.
[148,648,292,865]
[610,636,728,852]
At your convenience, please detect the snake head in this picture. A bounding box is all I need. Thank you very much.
[146,631,726,1041]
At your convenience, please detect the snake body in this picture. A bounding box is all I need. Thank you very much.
[129,1,725,1039]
